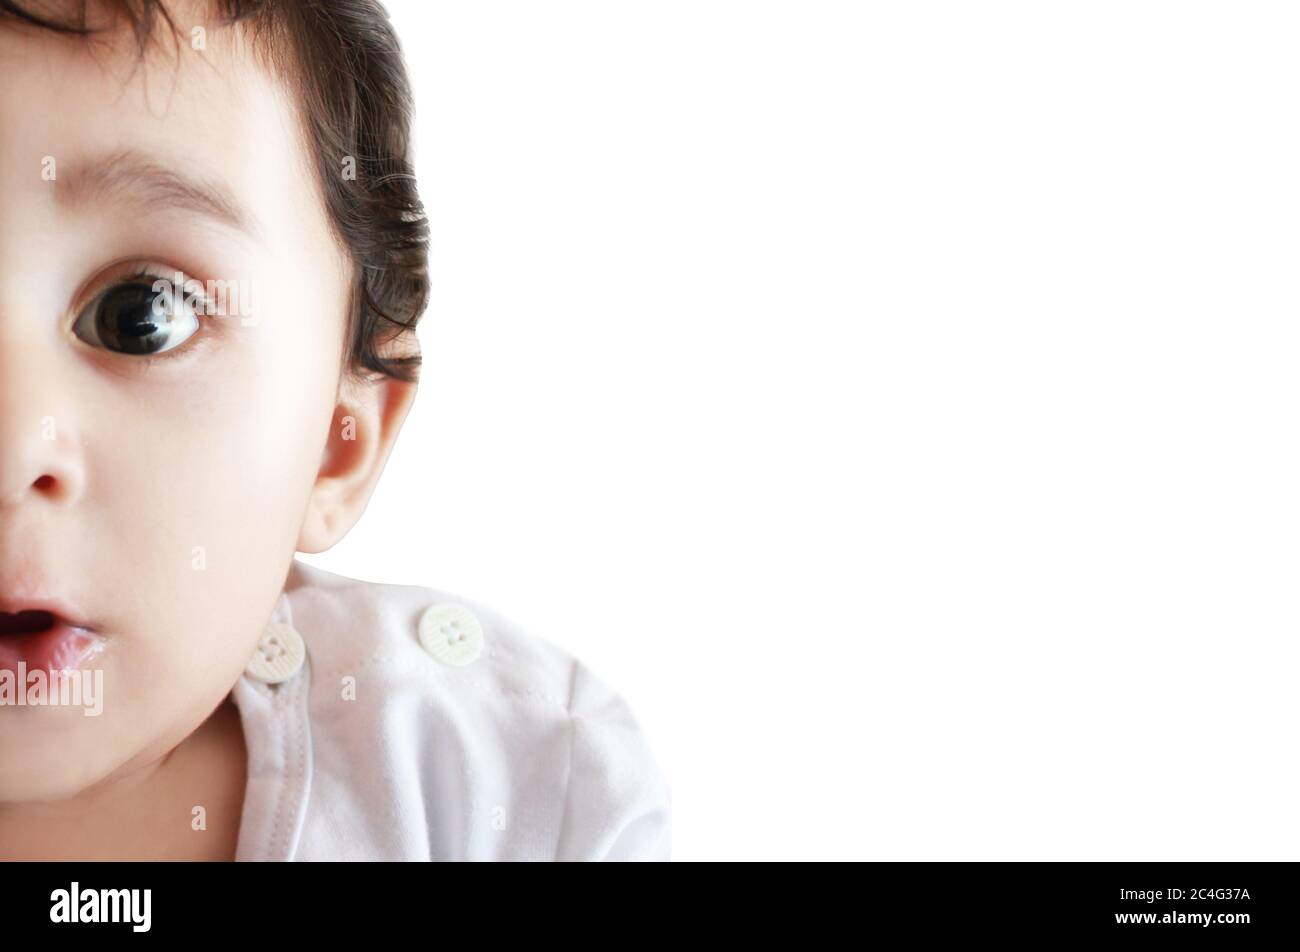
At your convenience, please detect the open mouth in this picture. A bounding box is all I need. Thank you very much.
[0,610,58,637]
[0,610,102,675]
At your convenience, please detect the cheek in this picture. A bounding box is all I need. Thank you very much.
[94,371,330,547]
[91,292,341,548]
[75,319,339,752]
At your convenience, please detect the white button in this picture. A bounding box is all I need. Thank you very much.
[246,621,306,684]
[418,603,484,666]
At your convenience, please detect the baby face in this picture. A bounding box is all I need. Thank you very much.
[0,13,350,798]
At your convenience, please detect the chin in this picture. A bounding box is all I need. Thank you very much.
[0,728,120,803]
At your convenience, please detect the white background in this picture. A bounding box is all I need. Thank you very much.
[303,1,1300,859]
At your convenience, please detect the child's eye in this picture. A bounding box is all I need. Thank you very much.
[72,276,202,357]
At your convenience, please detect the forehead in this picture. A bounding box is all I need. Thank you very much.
[0,14,325,254]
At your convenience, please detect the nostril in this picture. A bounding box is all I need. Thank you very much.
[33,475,56,491]
[0,610,57,636]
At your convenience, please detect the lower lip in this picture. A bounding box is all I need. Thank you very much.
[0,623,104,677]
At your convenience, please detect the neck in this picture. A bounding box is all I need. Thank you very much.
[0,695,247,861]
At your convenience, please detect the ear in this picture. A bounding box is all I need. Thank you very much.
[297,364,419,554]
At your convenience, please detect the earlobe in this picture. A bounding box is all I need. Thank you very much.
[296,372,418,554]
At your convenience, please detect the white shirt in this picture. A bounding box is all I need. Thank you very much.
[229,558,672,860]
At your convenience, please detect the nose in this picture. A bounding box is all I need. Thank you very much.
[0,339,86,510]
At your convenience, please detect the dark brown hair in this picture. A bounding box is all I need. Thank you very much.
[0,0,429,383]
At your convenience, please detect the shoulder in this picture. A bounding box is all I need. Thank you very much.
[281,558,672,861]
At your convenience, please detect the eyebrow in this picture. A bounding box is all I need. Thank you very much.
[56,149,260,238]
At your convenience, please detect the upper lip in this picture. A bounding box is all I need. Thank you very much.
[0,592,95,631]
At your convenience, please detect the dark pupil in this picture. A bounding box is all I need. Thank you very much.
[96,283,170,355]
